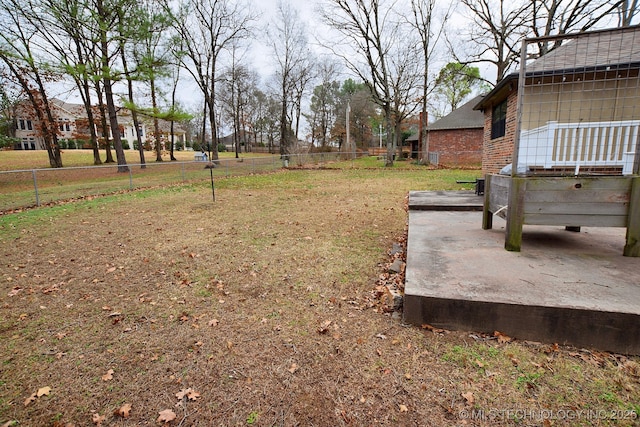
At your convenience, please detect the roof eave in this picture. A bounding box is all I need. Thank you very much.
[473,73,518,111]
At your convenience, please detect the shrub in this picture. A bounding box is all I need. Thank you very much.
[217,143,226,152]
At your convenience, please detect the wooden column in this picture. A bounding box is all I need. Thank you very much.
[624,176,640,257]
[482,174,493,230]
[505,177,526,252]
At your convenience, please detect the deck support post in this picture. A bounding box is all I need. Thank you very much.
[482,174,493,230]
[624,176,640,257]
[505,177,526,251]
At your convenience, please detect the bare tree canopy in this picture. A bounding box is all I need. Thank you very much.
[168,0,255,160]
[458,0,638,84]
[321,0,405,165]
[268,0,313,155]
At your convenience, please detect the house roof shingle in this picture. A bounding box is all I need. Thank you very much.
[407,95,485,142]
[428,95,485,131]
[474,25,640,111]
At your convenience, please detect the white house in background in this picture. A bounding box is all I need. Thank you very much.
[13,98,186,151]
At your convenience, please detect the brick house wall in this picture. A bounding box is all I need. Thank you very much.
[481,87,519,175]
[429,127,483,167]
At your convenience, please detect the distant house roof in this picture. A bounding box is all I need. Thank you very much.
[51,98,86,117]
[429,95,485,131]
[474,25,640,111]
[407,95,485,142]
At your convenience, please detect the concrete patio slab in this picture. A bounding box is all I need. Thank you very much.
[403,191,640,355]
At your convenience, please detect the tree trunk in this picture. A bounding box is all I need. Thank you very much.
[384,107,394,167]
[150,78,162,162]
[95,87,115,164]
[121,46,145,168]
[104,77,128,172]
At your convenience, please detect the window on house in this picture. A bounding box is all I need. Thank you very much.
[65,123,70,131]
[491,99,507,139]
[59,124,65,132]
[19,119,25,130]
[26,120,33,131]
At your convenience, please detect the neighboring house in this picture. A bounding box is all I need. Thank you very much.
[14,98,186,151]
[407,95,484,166]
[117,109,186,151]
[14,99,81,150]
[474,26,640,176]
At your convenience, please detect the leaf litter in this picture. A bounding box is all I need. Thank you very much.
[0,169,638,425]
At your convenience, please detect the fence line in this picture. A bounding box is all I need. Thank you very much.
[0,152,360,212]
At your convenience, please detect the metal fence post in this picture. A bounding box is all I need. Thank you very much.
[129,168,133,190]
[32,169,40,206]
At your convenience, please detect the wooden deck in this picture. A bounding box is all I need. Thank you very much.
[483,174,640,256]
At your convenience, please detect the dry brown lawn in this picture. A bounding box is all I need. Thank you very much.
[0,168,638,426]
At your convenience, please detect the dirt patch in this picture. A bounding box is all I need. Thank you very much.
[1,169,638,426]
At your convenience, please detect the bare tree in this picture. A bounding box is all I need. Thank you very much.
[321,0,413,166]
[388,41,422,159]
[458,0,531,83]
[219,43,257,158]
[0,0,63,167]
[307,62,341,148]
[617,0,640,26]
[530,0,628,54]
[322,0,396,166]
[168,0,255,161]
[28,0,104,165]
[268,0,311,156]
[408,0,451,164]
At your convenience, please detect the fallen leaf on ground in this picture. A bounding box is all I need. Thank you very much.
[399,404,408,412]
[116,403,132,418]
[462,391,475,405]
[288,363,299,373]
[92,413,106,426]
[176,388,200,401]
[176,388,191,400]
[208,319,219,326]
[494,330,512,343]
[102,369,114,381]
[317,320,332,334]
[157,409,176,423]
[37,386,51,397]
[23,393,37,406]
[7,287,22,297]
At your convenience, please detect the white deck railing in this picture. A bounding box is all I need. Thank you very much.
[519,120,640,174]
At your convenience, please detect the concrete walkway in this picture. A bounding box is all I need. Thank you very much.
[403,191,640,354]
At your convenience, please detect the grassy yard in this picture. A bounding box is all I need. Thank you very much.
[0,149,248,171]
[0,162,638,426]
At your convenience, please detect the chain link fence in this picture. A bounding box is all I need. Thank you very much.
[0,152,358,212]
